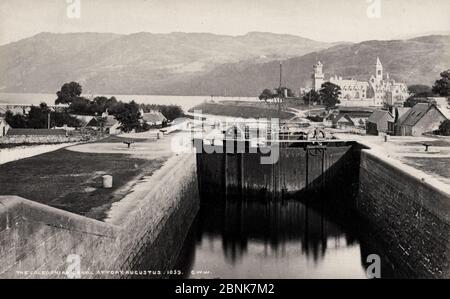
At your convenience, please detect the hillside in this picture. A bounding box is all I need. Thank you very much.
[0,32,333,94]
[169,35,450,96]
[1,33,448,97]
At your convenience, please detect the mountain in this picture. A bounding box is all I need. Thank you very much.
[166,35,450,96]
[0,31,334,94]
[1,33,448,97]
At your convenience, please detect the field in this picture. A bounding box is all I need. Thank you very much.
[401,157,450,181]
[0,136,167,221]
[189,102,295,119]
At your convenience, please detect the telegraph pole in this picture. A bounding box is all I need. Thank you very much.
[279,62,282,89]
[278,62,282,120]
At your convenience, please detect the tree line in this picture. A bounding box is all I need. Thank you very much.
[5,103,81,129]
[405,70,450,107]
[259,82,341,111]
[6,82,185,132]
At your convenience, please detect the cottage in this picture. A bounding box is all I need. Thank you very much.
[0,117,10,137]
[141,110,167,127]
[366,110,394,135]
[103,115,121,135]
[393,103,447,136]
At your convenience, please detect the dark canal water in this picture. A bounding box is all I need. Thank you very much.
[174,197,375,279]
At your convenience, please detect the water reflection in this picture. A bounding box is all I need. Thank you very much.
[174,198,369,279]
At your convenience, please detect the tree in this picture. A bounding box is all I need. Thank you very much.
[258,87,294,118]
[258,87,294,103]
[319,82,341,110]
[5,110,27,128]
[91,96,119,115]
[302,90,320,104]
[404,97,433,108]
[258,89,276,102]
[50,111,81,128]
[404,84,435,107]
[55,82,83,105]
[408,84,433,97]
[6,103,80,129]
[68,97,92,115]
[110,101,142,132]
[438,120,450,136]
[432,70,450,97]
[27,103,51,128]
[140,104,184,121]
[67,96,119,115]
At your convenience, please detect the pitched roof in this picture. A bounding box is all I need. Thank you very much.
[71,115,95,127]
[332,114,355,125]
[399,103,446,127]
[0,117,9,126]
[142,111,167,124]
[368,110,393,124]
[396,107,411,119]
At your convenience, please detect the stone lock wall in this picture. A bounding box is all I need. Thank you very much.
[0,153,199,278]
[0,135,85,145]
[357,150,450,278]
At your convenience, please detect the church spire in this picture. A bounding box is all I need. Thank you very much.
[376,57,382,67]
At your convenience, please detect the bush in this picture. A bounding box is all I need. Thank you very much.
[140,104,184,121]
[438,120,450,136]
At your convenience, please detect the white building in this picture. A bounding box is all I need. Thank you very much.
[312,57,409,107]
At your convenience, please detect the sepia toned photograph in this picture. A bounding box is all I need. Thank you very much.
[0,0,449,286]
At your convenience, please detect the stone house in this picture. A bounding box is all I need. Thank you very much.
[393,103,447,136]
[366,110,394,135]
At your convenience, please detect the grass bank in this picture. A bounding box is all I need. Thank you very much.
[189,102,295,119]
[0,136,166,221]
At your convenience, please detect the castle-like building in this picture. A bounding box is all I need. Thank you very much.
[312,57,409,107]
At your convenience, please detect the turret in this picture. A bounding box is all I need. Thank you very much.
[376,57,383,82]
[312,61,324,91]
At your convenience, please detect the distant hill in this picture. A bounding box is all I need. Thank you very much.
[0,31,334,94]
[167,35,450,96]
[1,33,448,97]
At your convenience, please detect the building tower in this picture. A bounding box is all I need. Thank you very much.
[375,57,383,82]
[312,61,324,91]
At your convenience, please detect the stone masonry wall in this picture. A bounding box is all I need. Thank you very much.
[0,143,78,165]
[358,150,450,278]
[0,135,84,144]
[0,153,199,278]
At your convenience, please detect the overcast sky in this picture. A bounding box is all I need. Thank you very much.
[0,0,449,45]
